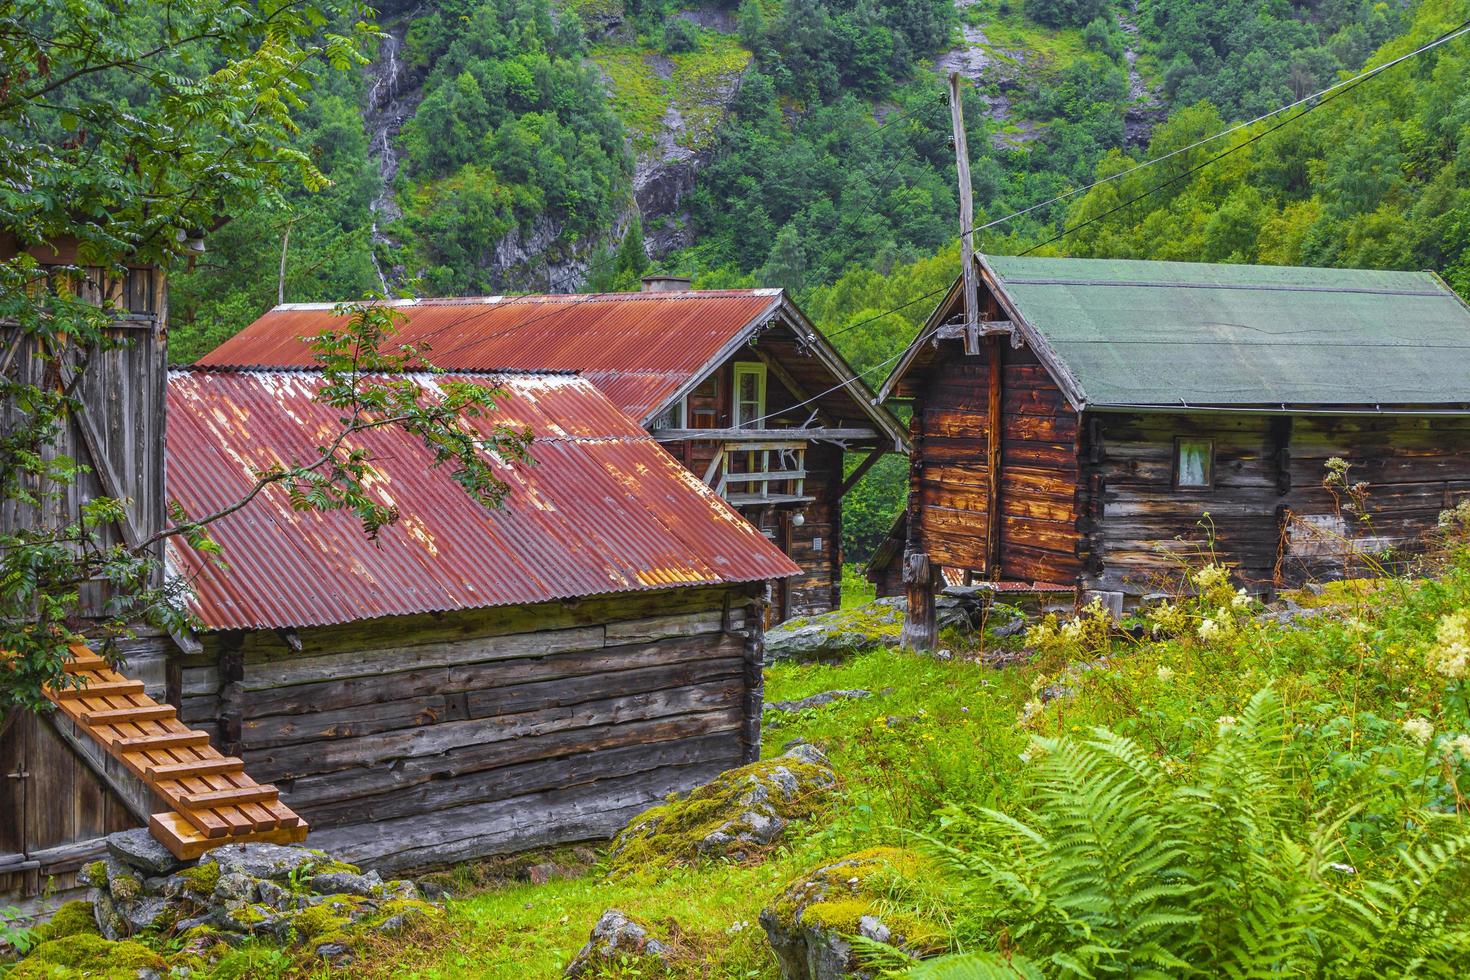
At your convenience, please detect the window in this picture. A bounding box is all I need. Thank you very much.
[732,362,766,429]
[1174,438,1214,489]
[651,398,686,431]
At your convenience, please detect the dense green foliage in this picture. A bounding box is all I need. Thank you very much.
[395,0,631,294]
[168,68,382,364]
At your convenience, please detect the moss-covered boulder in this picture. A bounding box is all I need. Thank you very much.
[8,933,166,979]
[31,900,100,944]
[765,602,903,663]
[563,909,674,977]
[608,744,839,873]
[759,847,947,980]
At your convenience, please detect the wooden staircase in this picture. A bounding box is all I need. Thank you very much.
[43,642,307,859]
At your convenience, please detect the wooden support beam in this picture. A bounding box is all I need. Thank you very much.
[986,335,1004,577]
[935,321,1012,340]
[50,679,144,700]
[836,451,884,498]
[180,785,279,808]
[114,730,212,752]
[653,427,879,443]
[948,71,980,357]
[145,757,245,780]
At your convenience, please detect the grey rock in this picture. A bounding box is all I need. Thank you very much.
[992,615,1027,639]
[212,872,257,906]
[314,941,353,964]
[564,909,671,978]
[256,880,295,912]
[308,870,382,898]
[766,689,872,713]
[760,851,935,980]
[107,828,188,877]
[93,888,127,941]
[858,915,889,944]
[122,895,169,935]
[373,878,419,902]
[203,843,319,882]
[765,602,902,664]
[216,902,280,936]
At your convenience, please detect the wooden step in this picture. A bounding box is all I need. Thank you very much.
[180,785,279,808]
[83,704,176,725]
[64,654,110,673]
[114,730,212,752]
[50,679,144,700]
[149,811,308,861]
[145,757,244,780]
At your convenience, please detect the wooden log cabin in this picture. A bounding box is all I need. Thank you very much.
[161,368,799,873]
[197,276,909,622]
[877,255,1470,640]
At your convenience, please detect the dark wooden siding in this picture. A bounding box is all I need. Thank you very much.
[178,585,764,872]
[1084,411,1470,593]
[1281,415,1470,580]
[1084,412,1281,594]
[914,340,1084,583]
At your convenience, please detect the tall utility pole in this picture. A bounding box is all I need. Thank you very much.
[947,71,980,356]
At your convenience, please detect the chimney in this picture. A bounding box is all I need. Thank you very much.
[640,275,692,293]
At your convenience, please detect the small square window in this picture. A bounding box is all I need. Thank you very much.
[1174,438,1214,489]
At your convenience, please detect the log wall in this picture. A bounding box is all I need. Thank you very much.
[177,584,766,872]
[914,340,1084,583]
[1083,411,1470,593]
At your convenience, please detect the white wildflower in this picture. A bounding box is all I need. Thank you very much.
[1402,717,1434,746]
[1231,588,1251,611]
[1443,733,1470,763]
[1216,715,1239,734]
[1198,617,1224,642]
[1156,665,1176,683]
[1017,699,1044,727]
[1192,564,1229,591]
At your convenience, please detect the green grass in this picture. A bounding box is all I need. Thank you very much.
[588,30,752,156]
[960,0,1091,72]
[25,558,1470,977]
[840,563,877,608]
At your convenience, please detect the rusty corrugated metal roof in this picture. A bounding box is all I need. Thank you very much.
[196,291,783,421]
[165,369,799,631]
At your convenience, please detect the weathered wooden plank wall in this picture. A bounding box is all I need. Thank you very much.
[1083,412,1280,593]
[178,584,764,873]
[915,340,1083,582]
[1083,411,1470,593]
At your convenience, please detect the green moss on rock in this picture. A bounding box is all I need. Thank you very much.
[34,901,98,942]
[763,846,949,965]
[178,860,220,895]
[10,933,166,979]
[609,745,839,873]
[79,860,108,888]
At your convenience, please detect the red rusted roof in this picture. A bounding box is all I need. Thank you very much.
[165,369,799,631]
[196,291,784,421]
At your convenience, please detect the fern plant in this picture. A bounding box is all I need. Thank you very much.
[913,689,1470,977]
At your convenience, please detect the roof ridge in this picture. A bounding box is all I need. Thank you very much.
[270,289,781,312]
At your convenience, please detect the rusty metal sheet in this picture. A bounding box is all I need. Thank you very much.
[165,369,799,631]
[196,291,783,421]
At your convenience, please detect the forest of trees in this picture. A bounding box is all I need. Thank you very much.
[162,0,1470,557]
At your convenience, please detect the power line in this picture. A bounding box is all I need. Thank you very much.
[1018,17,1470,255]
[953,19,1470,243]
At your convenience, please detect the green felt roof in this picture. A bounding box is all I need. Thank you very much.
[984,256,1470,407]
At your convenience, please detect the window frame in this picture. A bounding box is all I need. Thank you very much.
[732,361,767,430]
[650,397,687,431]
[1172,436,1215,491]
